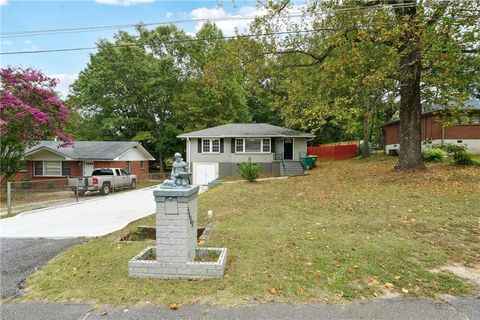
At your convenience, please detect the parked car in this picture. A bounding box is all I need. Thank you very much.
[68,168,137,196]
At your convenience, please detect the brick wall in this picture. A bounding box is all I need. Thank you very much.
[10,161,82,181]
[385,125,399,145]
[385,113,480,144]
[10,160,149,182]
[444,125,480,139]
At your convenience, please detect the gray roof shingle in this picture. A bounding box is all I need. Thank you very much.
[177,123,315,138]
[25,141,146,160]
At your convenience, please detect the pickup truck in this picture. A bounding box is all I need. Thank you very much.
[68,168,137,196]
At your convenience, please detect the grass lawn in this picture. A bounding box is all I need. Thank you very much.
[23,156,479,305]
[136,180,162,189]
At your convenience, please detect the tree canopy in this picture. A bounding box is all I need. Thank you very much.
[251,0,480,168]
[67,1,480,170]
[68,23,251,170]
[0,67,71,186]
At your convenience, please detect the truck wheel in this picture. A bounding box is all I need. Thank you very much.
[131,180,137,189]
[100,183,111,195]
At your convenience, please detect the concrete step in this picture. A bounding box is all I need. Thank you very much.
[281,161,304,176]
[282,172,304,176]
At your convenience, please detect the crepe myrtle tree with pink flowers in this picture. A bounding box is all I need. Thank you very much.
[0,67,72,187]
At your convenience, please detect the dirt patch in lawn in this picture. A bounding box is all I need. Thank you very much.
[432,264,480,285]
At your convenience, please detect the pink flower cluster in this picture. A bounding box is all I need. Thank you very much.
[0,67,72,145]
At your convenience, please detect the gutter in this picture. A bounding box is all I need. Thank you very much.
[186,137,191,170]
[177,135,315,139]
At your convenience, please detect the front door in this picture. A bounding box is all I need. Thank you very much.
[284,139,293,160]
[83,161,94,176]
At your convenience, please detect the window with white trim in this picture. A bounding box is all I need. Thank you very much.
[262,138,271,152]
[140,161,144,170]
[235,138,244,152]
[61,161,70,176]
[235,138,271,153]
[202,139,220,153]
[34,161,71,176]
[34,161,43,176]
[212,139,220,153]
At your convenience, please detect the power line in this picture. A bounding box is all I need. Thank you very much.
[1,2,419,38]
[0,29,335,55]
[3,1,468,56]
[0,15,299,38]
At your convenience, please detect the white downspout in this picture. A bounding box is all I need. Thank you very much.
[186,137,191,169]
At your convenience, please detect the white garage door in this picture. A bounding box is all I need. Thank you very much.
[195,163,217,185]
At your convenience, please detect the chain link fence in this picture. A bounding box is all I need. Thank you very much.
[1,175,168,216]
[2,178,74,216]
[148,172,170,180]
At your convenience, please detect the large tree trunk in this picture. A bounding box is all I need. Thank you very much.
[158,151,164,175]
[394,1,426,171]
[362,95,371,157]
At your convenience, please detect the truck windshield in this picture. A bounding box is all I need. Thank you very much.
[92,169,113,176]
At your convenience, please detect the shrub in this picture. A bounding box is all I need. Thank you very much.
[20,180,32,189]
[453,151,475,166]
[433,143,467,155]
[237,158,261,182]
[47,182,55,189]
[422,148,445,162]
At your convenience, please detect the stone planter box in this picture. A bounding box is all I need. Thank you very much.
[129,246,227,279]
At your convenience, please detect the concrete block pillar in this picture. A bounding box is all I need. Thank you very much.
[153,185,199,264]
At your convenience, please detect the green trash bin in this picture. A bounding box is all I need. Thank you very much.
[309,155,318,168]
[302,155,318,169]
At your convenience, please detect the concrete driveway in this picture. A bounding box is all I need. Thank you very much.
[0,186,165,238]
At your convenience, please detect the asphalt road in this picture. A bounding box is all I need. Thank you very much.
[0,238,85,298]
[1,296,479,320]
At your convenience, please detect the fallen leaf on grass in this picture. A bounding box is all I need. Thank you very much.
[402,288,409,294]
[269,288,277,294]
[169,303,179,310]
[384,282,395,289]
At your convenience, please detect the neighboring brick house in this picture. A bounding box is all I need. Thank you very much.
[384,99,480,154]
[13,141,155,182]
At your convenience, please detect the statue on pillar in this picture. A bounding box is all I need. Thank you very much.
[161,152,191,188]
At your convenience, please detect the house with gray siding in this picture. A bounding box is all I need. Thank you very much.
[178,123,315,185]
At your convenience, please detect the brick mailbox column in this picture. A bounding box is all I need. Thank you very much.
[129,184,227,279]
[154,185,199,264]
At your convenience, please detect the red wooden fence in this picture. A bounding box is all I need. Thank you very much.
[307,144,358,160]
